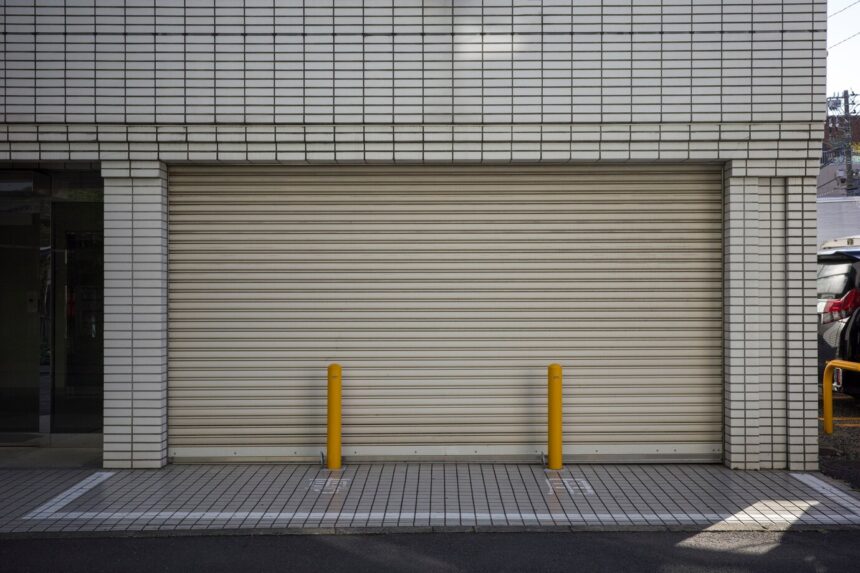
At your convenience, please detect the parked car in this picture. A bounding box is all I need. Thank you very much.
[818,246,860,399]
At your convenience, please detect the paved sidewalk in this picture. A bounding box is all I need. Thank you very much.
[2,464,860,535]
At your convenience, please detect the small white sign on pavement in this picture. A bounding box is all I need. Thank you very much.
[545,477,595,497]
[309,477,351,494]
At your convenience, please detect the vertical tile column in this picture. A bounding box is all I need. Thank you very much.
[723,170,763,469]
[102,160,168,469]
[786,176,819,471]
[758,178,788,469]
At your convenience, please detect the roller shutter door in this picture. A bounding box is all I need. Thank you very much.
[168,165,723,462]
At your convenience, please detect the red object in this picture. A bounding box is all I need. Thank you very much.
[822,288,860,324]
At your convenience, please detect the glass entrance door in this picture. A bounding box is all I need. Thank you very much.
[51,203,104,433]
[0,201,41,432]
[0,169,104,438]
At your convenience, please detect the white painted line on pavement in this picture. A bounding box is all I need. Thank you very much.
[790,473,860,515]
[817,196,860,203]
[22,508,860,526]
[24,510,727,523]
[23,472,115,519]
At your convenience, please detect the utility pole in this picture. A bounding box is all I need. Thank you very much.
[845,90,856,195]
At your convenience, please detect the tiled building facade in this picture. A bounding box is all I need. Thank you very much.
[0,1,825,470]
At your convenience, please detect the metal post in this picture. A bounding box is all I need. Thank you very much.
[547,363,563,470]
[823,363,834,435]
[327,363,342,469]
[844,90,855,195]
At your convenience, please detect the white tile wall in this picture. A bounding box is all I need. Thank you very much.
[102,161,168,469]
[0,1,826,126]
[759,177,789,470]
[0,1,826,470]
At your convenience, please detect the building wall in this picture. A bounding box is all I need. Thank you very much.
[0,1,825,469]
[818,197,860,245]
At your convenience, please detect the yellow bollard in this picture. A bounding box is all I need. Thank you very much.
[327,363,342,470]
[547,363,563,470]
[824,363,834,435]
[822,359,860,435]
[821,364,833,434]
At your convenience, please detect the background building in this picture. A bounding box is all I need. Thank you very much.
[819,91,858,198]
[818,91,860,245]
[0,1,825,471]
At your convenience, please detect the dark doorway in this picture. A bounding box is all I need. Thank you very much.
[51,203,104,433]
[0,201,41,431]
[0,167,103,438]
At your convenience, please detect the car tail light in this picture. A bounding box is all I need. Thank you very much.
[821,288,860,324]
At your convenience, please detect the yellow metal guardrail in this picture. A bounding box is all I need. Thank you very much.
[822,359,860,434]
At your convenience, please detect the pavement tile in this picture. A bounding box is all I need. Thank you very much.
[1,463,860,534]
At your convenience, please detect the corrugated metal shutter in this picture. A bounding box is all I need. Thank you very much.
[168,165,723,462]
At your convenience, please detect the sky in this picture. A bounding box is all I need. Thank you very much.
[827,0,860,96]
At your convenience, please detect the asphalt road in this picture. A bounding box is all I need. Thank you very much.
[2,531,859,573]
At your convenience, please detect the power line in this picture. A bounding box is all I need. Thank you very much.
[830,0,860,18]
[829,30,860,50]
